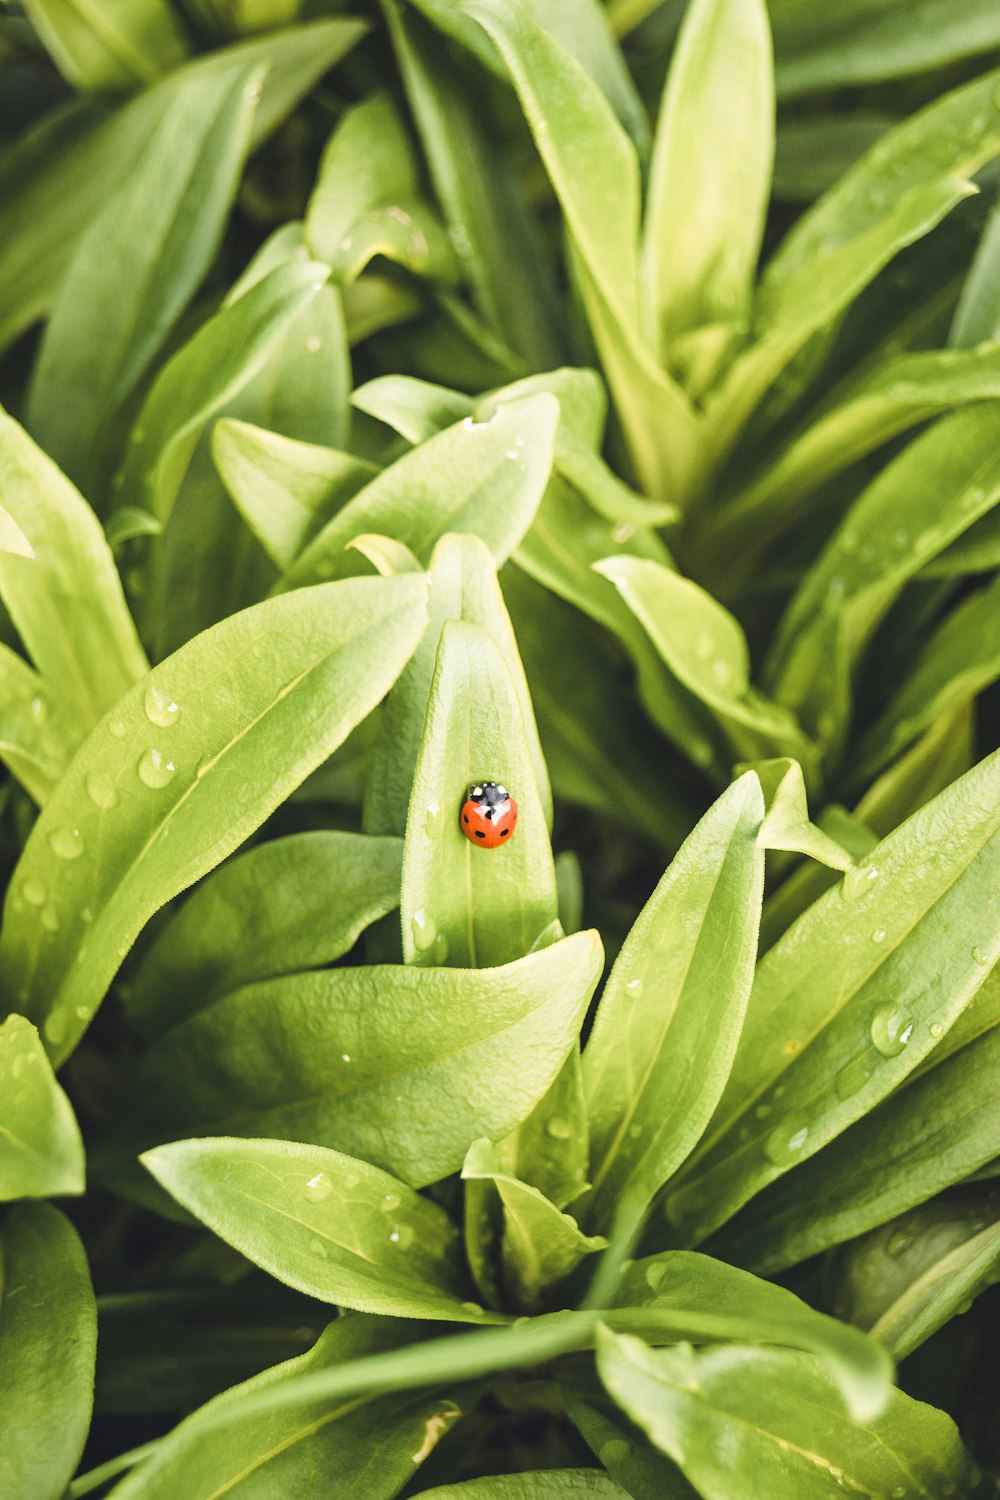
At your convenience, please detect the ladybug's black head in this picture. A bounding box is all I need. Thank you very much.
[468,781,509,809]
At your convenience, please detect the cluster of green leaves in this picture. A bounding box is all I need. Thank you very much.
[3,0,1000,1496]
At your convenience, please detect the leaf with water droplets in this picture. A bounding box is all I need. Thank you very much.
[144,1136,492,1321]
[0,644,77,805]
[0,573,428,1066]
[596,1328,979,1500]
[581,773,765,1233]
[0,1015,83,1200]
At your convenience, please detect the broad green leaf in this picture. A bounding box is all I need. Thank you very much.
[126,831,403,1037]
[710,1024,1000,1276]
[765,403,1000,746]
[771,0,1000,96]
[852,577,1000,785]
[0,1204,96,1500]
[464,0,699,505]
[386,1,563,370]
[401,619,557,967]
[106,1317,465,1500]
[754,758,855,872]
[418,1477,629,1497]
[367,534,550,848]
[664,750,1000,1247]
[144,1137,491,1321]
[103,933,603,1189]
[0,405,148,735]
[596,1331,980,1500]
[28,61,263,494]
[643,0,773,390]
[758,804,878,953]
[0,644,76,805]
[0,1015,84,1199]
[462,1139,605,1312]
[582,773,765,1233]
[352,375,472,444]
[495,1045,589,1211]
[280,396,559,588]
[24,0,188,91]
[213,420,377,570]
[830,1187,1000,1361]
[0,573,428,1065]
[595,557,816,774]
[117,259,328,528]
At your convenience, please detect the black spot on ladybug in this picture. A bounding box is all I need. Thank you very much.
[463,814,469,823]
[475,830,485,839]
[500,829,509,836]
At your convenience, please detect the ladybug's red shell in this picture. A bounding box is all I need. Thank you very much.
[460,781,518,848]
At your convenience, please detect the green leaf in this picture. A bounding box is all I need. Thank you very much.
[710,1022,1000,1276]
[144,1136,490,1321]
[125,831,403,1037]
[104,1317,466,1500]
[664,749,1000,1247]
[595,557,816,774]
[765,403,1000,746]
[565,1380,701,1500]
[463,0,699,505]
[0,645,76,805]
[24,0,188,91]
[417,1477,630,1497]
[104,933,604,1190]
[951,189,1000,347]
[596,1330,980,1500]
[770,0,1000,96]
[0,573,428,1066]
[117,259,329,528]
[28,61,263,494]
[643,0,773,390]
[495,1045,590,1211]
[581,773,764,1233]
[401,619,557,968]
[0,404,148,737]
[830,1187,1000,1361]
[462,1139,606,1312]
[367,534,551,849]
[0,1204,96,1500]
[281,396,559,588]
[352,374,472,444]
[0,1015,84,1199]
[754,758,855,872]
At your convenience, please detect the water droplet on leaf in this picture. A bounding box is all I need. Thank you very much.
[411,909,437,953]
[870,1004,914,1057]
[304,1172,331,1202]
[22,879,46,907]
[49,828,84,861]
[144,684,180,728]
[138,748,176,788]
[86,770,119,808]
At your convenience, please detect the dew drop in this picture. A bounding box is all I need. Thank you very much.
[871,928,887,944]
[86,769,119,809]
[410,908,437,953]
[754,1102,771,1120]
[890,1487,906,1500]
[842,864,879,902]
[624,977,644,999]
[22,879,46,907]
[611,522,636,544]
[390,1223,415,1250]
[138,748,176,788]
[930,1021,944,1039]
[343,1172,360,1189]
[109,719,126,738]
[308,1236,328,1257]
[870,1004,914,1058]
[711,659,730,684]
[600,1439,631,1469]
[381,1192,402,1213]
[243,80,262,102]
[75,1005,89,1021]
[341,1053,352,1064]
[765,1119,810,1164]
[43,1014,66,1044]
[144,683,180,728]
[424,800,441,836]
[885,1228,913,1260]
[972,946,989,966]
[460,1301,483,1317]
[41,906,60,933]
[432,932,450,963]
[627,1122,643,1140]
[48,827,85,861]
[306,335,322,353]
[304,1171,332,1202]
[546,1115,573,1140]
[30,696,46,723]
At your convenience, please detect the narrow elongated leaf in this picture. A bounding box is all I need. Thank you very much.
[24,0,188,91]
[566,1382,701,1500]
[401,619,557,968]
[595,558,816,774]
[830,1186,1000,1361]
[117,260,328,527]
[213,419,377,569]
[951,190,1000,348]
[643,0,772,386]
[367,535,550,849]
[765,403,1000,744]
[28,61,262,493]
[107,1317,465,1500]
[0,644,76,805]
[754,758,855,872]
[496,1045,589,1211]
[126,831,403,1036]
[596,1331,981,1500]
[0,1015,84,1199]
[418,1478,629,1497]
[144,1137,489,1321]
[462,1139,605,1311]
[0,1204,96,1500]
[0,574,428,1065]
[664,749,1000,1247]
[104,934,603,1190]
[711,1023,1000,1275]
[582,773,764,1231]
[281,396,558,588]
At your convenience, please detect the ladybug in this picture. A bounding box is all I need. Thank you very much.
[460,781,518,848]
